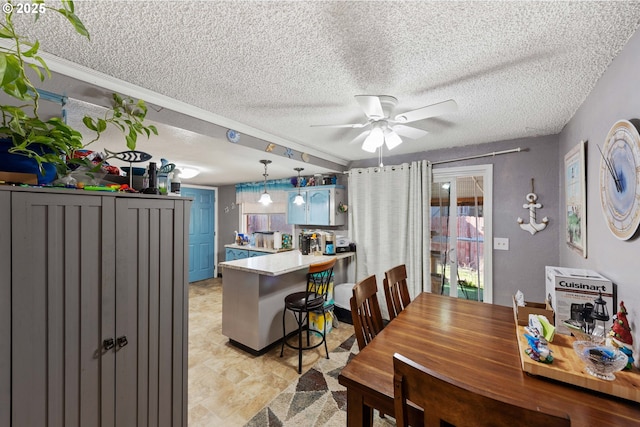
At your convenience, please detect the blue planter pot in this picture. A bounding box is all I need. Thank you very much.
[0,138,58,184]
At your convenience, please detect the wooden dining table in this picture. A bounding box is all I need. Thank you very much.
[338,292,640,426]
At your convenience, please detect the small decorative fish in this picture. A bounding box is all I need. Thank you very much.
[105,149,152,163]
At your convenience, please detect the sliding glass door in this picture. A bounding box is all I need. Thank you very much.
[430,165,493,303]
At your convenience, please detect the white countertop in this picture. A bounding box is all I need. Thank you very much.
[220,250,355,276]
[224,243,293,254]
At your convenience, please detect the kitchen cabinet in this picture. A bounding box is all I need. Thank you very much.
[0,187,190,427]
[225,247,271,261]
[226,247,249,261]
[286,185,346,226]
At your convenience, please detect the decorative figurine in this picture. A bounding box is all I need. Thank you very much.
[608,301,634,370]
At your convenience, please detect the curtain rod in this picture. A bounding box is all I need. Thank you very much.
[343,147,527,173]
[430,147,527,165]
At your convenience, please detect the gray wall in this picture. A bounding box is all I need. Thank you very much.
[217,184,239,274]
[558,27,640,326]
[350,136,560,307]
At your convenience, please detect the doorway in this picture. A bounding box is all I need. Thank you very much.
[430,165,493,303]
[181,187,217,282]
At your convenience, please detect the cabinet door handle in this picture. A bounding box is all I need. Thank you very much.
[116,336,128,349]
[103,338,115,351]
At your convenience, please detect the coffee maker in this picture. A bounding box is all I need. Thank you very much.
[324,232,335,255]
[299,233,312,255]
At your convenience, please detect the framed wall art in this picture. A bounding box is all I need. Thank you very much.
[565,140,587,257]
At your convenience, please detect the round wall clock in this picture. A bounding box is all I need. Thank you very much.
[599,119,640,240]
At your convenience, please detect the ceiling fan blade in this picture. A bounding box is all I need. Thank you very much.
[310,122,368,128]
[384,129,403,150]
[355,95,385,119]
[392,124,428,139]
[394,99,458,123]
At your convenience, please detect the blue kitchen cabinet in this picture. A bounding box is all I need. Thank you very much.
[226,248,271,260]
[225,248,249,261]
[308,188,331,225]
[286,185,346,226]
[287,191,307,225]
[248,250,268,257]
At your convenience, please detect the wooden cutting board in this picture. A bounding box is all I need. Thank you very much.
[516,325,640,403]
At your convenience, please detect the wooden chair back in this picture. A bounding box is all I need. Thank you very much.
[383,264,411,320]
[305,257,336,308]
[393,353,571,427]
[350,275,384,349]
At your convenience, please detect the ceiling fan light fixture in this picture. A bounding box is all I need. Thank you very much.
[384,129,403,150]
[362,126,384,153]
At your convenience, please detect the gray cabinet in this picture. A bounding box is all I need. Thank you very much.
[286,185,346,226]
[0,187,190,427]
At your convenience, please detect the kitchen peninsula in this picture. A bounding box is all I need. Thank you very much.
[220,251,355,354]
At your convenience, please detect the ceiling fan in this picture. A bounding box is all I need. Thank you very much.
[312,95,458,153]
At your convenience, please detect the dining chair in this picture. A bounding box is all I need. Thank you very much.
[280,258,336,374]
[350,274,384,350]
[392,353,571,427]
[383,264,411,320]
[350,274,388,419]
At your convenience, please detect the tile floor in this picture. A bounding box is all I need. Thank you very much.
[188,278,355,427]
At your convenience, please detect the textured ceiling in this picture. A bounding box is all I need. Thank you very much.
[12,1,640,185]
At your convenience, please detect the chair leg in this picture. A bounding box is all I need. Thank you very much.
[305,312,311,346]
[322,309,330,359]
[297,311,303,374]
[280,307,286,357]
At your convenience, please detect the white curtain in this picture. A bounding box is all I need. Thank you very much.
[348,160,431,319]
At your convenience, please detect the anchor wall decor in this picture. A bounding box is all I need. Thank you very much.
[517,178,549,235]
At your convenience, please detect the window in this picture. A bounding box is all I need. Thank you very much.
[240,202,293,236]
[245,213,288,234]
[431,164,493,303]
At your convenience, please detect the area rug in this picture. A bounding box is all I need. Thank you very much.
[244,335,395,427]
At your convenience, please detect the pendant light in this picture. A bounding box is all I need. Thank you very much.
[293,167,305,205]
[258,160,273,205]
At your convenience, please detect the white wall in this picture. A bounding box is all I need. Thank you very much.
[558,28,640,357]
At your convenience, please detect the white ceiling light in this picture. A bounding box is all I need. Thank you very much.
[293,167,305,206]
[362,124,384,153]
[383,128,403,150]
[176,166,200,179]
[259,159,273,205]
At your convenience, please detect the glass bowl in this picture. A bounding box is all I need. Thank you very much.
[573,340,628,381]
[562,320,605,344]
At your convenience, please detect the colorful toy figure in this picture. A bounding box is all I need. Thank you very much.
[524,333,553,363]
[608,301,634,370]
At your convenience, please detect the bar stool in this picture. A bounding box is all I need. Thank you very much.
[280,258,336,373]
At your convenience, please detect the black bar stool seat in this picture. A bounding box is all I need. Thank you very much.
[280,257,336,373]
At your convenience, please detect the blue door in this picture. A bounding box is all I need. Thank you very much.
[181,187,216,282]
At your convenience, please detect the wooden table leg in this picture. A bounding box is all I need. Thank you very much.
[346,388,373,427]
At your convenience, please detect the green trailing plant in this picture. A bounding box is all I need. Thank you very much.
[0,0,157,177]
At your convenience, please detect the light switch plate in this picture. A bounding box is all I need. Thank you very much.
[494,237,509,251]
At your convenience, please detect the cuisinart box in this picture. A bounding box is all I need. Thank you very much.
[545,266,615,335]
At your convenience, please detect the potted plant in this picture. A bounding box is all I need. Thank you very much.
[0,0,157,184]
